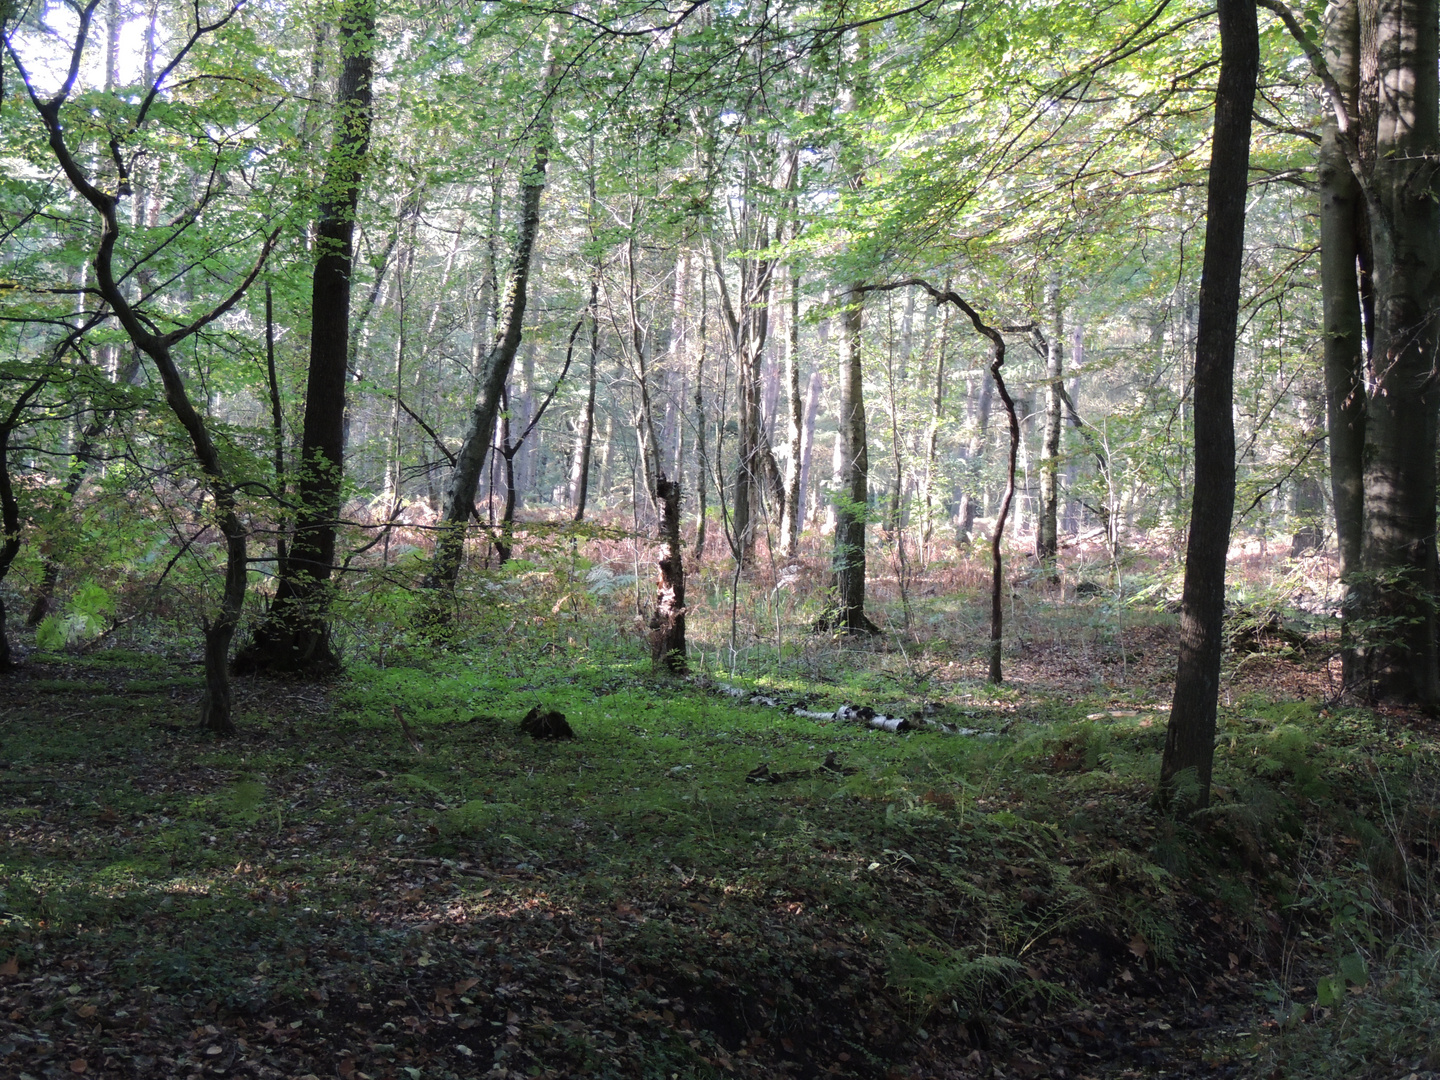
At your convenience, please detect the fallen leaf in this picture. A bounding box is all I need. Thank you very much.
[1129,933,1149,959]
[0,956,17,977]
[69,1061,88,1074]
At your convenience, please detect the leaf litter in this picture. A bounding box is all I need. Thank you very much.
[0,625,1432,1080]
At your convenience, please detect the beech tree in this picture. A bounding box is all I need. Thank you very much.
[237,0,375,675]
[1262,0,1440,705]
[4,0,284,731]
[1160,0,1258,810]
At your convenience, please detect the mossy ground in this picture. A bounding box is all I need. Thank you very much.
[1,538,1436,1079]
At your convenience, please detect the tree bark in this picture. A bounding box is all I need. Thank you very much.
[921,285,950,556]
[821,284,878,633]
[1161,0,1258,810]
[1,380,49,671]
[1319,0,1367,682]
[429,33,560,594]
[780,254,805,557]
[236,0,374,675]
[570,278,599,519]
[1037,269,1063,577]
[650,473,687,671]
[1354,0,1440,704]
[10,2,273,731]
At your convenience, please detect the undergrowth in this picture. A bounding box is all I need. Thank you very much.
[1,534,1434,1077]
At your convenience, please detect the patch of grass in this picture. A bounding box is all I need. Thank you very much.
[1,560,1436,1079]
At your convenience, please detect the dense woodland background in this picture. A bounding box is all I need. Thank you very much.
[0,0,1331,688]
[4,4,1440,1078]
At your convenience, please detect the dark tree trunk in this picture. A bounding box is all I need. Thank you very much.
[570,280,599,520]
[821,284,878,634]
[1354,0,1440,704]
[780,256,804,556]
[236,0,374,675]
[1,380,48,672]
[1318,0,1366,682]
[1037,270,1063,576]
[650,473,687,672]
[1160,0,1258,810]
[865,280,1021,674]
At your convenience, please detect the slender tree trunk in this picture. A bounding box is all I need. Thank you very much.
[571,145,601,521]
[429,34,559,594]
[922,284,950,554]
[822,284,877,633]
[1161,0,1258,810]
[798,370,822,531]
[1037,269,1064,577]
[780,256,804,556]
[12,5,271,730]
[570,278,599,519]
[694,271,711,561]
[1319,0,1365,688]
[1,381,49,671]
[262,283,289,583]
[236,0,374,674]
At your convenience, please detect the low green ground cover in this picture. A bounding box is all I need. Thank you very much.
[1,559,1436,1078]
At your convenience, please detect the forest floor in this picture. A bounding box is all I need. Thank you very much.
[2,539,1438,1080]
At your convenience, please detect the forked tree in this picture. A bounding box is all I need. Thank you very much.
[5,0,281,732]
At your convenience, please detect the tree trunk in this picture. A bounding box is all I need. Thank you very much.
[235,0,374,675]
[429,34,559,594]
[1161,0,1258,810]
[780,257,805,557]
[694,270,711,561]
[1037,269,1064,577]
[798,370,822,531]
[1318,0,1366,682]
[570,279,599,520]
[650,474,687,671]
[12,5,271,731]
[921,283,950,555]
[1354,0,1440,704]
[1,380,49,671]
[822,285,878,633]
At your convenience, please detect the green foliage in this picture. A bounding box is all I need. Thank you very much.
[887,944,1026,1019]
[35,581,113,648]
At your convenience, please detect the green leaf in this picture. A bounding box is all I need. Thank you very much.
[1338,951,1369,989]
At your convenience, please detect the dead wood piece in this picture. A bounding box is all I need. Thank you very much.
[521,707,575,740]
[837,702,911,732]
[393,705,425,754]
[746,756,855,786]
